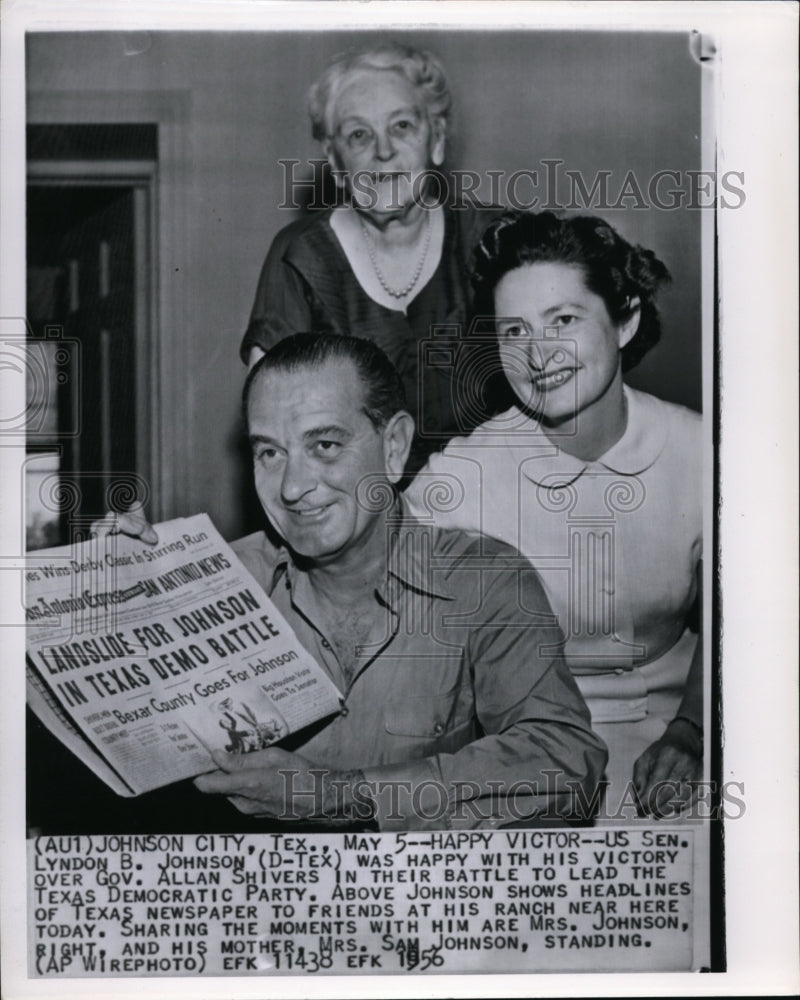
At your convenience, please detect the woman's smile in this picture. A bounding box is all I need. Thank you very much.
[530,366,578,391]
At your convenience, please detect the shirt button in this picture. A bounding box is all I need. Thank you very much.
[433,722,444,735]
[321,638,331,650]
[340,705,349,718]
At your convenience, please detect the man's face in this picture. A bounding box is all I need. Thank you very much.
[248,359,393,566]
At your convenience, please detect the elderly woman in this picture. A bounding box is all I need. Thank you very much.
[240,42,501,473]
[406,211,703,820]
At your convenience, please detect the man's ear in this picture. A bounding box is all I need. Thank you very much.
[618,296,641,350]
[382,410,415,483]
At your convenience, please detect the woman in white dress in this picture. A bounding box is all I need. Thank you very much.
[406,210,703,820]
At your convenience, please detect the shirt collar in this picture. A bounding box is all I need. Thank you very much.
[384,505,455,602]
[262,544,292,595]
[261,501,454,602]
[515,386,669,488]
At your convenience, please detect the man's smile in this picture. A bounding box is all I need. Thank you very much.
[286,502,334,520]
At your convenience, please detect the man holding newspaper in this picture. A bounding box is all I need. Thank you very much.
[101,333,606,831]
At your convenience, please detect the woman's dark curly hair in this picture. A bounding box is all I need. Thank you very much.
[471,210,671,372]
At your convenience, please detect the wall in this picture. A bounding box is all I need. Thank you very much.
[26,29,704,539]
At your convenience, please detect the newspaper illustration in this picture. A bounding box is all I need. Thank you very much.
[25,514,343,795]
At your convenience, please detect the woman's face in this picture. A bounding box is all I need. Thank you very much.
[494,262,639,426]
[326,68,444,217]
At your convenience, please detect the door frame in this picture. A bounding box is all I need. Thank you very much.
[27,89,192,522]
[27,166,157,511]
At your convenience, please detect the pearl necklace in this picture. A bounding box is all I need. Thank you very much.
[359,211,432,300]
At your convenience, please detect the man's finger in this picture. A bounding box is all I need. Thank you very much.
[88,507,158,544]
[193,769,228,793]
[658,757,702,814]
[634,745,683,816]
[211,748,284,772]
[226,795,274,817]
[644,745,682,790]
[210,750,241,771]
[90,511,118,538]
[650,777,684,817]
[648,751,700,817]
[123,502,159,544]
[193,769,258,795]
[652,779,695,819]
[632,749,655,798]
[114,502,158,543]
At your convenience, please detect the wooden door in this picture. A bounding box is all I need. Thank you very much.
[27,184,143,538]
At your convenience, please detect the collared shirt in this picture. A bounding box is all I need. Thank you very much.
[405,387,703,674]
[232,515,606,831]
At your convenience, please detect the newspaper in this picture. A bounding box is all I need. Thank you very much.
[25,514,342,795]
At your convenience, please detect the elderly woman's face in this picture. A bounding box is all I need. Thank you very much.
[327,68,444,216]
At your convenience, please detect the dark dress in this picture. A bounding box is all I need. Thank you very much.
[240,203,503,473]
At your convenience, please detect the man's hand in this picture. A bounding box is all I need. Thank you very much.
[632,718,702,819]
[90,502,158,544]
[193,748,374,824]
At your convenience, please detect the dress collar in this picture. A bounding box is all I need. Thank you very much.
[511,386,669,488]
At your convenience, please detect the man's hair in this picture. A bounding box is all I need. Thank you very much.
[472,210,672,372]
[307,41,451,144]
[243,332,407,430]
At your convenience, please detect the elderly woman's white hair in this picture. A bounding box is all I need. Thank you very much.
[307,41,452,143]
